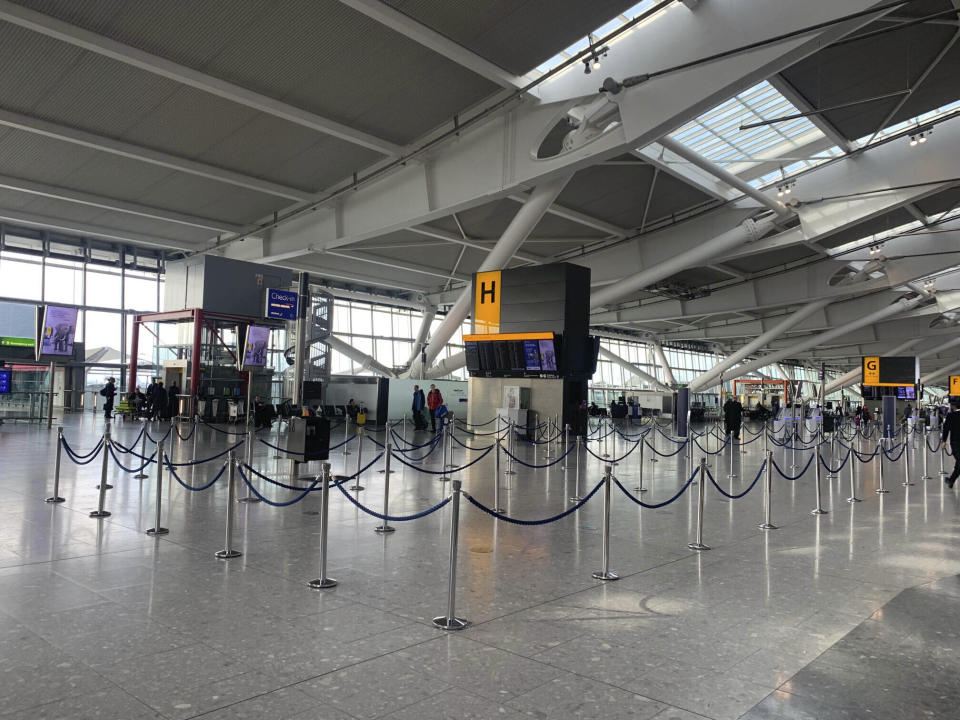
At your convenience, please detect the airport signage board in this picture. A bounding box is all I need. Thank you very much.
[862,355,918,387]
[950,375,960,396]
[265,288,298,321]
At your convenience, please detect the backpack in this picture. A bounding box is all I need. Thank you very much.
[435,404,448,418]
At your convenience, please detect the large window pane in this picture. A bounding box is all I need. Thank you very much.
[0,251,43,301]
[44,259,84,305]
[86,267,123,309]
[85,311,122,356]
[351,306,371,336]
[125,271,158,312]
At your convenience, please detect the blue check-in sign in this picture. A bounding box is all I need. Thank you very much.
[265,288,298,320]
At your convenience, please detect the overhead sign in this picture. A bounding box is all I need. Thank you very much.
[862,355,919,387]
[239,325,271,371]
[950,375,960,396]
[473,271,501,335]
[36,305,78,361]
[265,288,298,321]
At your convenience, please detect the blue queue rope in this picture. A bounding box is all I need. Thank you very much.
[837,441,880,463]
[771,454,815,480]
[176,424,196,442]
[582,439,641,464]
[643,439,688,458]
[164,440,245,467]
[456,416,498,428]
[882,444,906,462]
[927,435,943,452]
[336,480,451,521]
[238,466,320,507]
[819,449,852,474]
[367,433,443,459]
[107,444,156,473]
[144,426,174,445]
[387,434,443,461]
[258,435,354,458]
[163,454,226,492]
[392,444,494,474]
[390,430,443,450]
[693,437,730,456]
[614,470,697,508]
[501,443,575,468]
[448,433,496,452]
[465,478,604,525]
[110,427,145,453]
[656,428,687,444]
[706,462,766,499]
[60,436,104,462]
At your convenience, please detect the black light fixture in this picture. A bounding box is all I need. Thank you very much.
[582,34,609,74]
[909,124,933,146]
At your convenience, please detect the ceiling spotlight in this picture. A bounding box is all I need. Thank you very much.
[775,179,796,198]
[583,35,608,75]
[908,124,933,147]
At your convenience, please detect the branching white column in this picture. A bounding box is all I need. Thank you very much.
[650,339,676,387]
[408,174,572,377]
[689,299,831,392]
[403,305,436,374]
[599,347,672,393]
[325,335,396,377]
[590,216,776,309]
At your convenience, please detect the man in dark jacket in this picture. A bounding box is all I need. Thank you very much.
[723,395,743,439]
[941,401,960,489]
[100,377,116,420]
[152,381,168,420]
[411,385,427,430]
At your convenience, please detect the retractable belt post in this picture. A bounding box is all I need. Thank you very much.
[146,440,169,535]
[45,427,66,503]
[812,447,828,515]
[308,463,337,588]
[134,428,150,480]
[238,429,261,503]
[351,426,365,491]
[433,479,468,630]
[687,458,710,551]
[591,465,619,581]
[758,449,777,530]
[214,451,242,559]
[375,437,395,534]
[90,430,112,518]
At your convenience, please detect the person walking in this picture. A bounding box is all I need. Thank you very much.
[941,400,960,489]
[100,377,116,420]
[426,383,444,432]
[411,384,427,430]
[168,381,180,418]
[152,381,168,421]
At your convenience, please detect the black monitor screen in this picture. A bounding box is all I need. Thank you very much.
[465,341,482,373]
[896,386,915,400]
[523,340,541,370]
[508,340,526,372]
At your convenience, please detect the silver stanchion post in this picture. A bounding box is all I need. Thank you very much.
[439,419,452,483]
[562,424,573,469]
[602,418,611,458]
[569,436,582,502]
[90,430,112,518]
[939,437,948,476]
[902,440,913,487]
[134,429,150,480]
[492,437,505,513]
[727,431,736,479]
[592,465,619,581]
[876,438,889,494]
[350,426,365,491]
[238,429,261,503]
[758,449,777,530]
[847,445,861,502]
[687,458,710,550]
[374,441,394,534]
[308,463,337,588]
[215,452,242,559]
[634,439,647,493]
[342,418,352,456]
[504,420,516,476]
[433,479,468,630]
[921,426,931,479]
[45,427,66,503]
[146,440,169,535]
[812,448,828,514]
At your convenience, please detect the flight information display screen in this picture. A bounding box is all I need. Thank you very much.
[462,333,563,378]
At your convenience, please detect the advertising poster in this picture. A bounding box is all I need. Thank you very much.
[241,325,270,369]
[539,339,557,371]
[503,385,519,410]
[37,306,78,359]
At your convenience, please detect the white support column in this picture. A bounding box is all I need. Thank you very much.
[409,174,572,377]
[721,295,927,382]
[425,352,466,379]
[325,335,396,377]
[590,216,776,309]
[650,339,676,387]
[599,347,672,393]
[921,357,960,386]
[690,299,831,392]
[404,306,436,373]
[775,364,792,381]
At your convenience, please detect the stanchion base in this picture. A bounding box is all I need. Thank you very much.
[591,570,620,581]
[374,525,395,534]
[133,473,149,480]
[237,497,262,503]
[145,527,169,535]
[846,496,862,503]
[95,484,113,490]
[687,542,711,551]
[214,549,242,559]
[757,522,778,530]
[308,577,338,589]
[811,508,828,515]
[569,495,582,503]
[875,488,890,494]
[432,616,469,631]
[44,496,65,503]
[89,510,111,518]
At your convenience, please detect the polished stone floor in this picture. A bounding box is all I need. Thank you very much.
[1,414,958,719]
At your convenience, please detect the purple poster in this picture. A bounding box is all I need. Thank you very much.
[241,325,270,369]
[38,306,78,358]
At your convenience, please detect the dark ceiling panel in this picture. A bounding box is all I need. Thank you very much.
[383,0,641,75]
[556,164,656,229]
[779,17,958,141]
[437,198,604,240]
[724,246,818,275]
[816,208,916,250]
[915,185,960,216]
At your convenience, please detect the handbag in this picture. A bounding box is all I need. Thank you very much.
[435,404,448,418]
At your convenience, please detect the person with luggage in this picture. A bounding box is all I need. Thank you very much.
[100,377,116,420]
[426,384,444,432]
[411,385,427,430]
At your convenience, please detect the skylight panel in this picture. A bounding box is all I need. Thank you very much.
[855,100,960,147]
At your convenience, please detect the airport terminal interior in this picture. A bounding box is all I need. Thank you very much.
[2,1,960,718]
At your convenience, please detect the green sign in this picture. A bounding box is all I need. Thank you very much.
[0,336,34,347]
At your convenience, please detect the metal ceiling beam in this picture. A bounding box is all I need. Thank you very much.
[406,225,546,264]
[904,202,932,226]
[767,75,856,152]
[0,0,401,155]
[630,146,734,203]
[0,207,201,252]
[0,108,311,202]
[0,173,243,233]
[505,194,629,238]
[322,249,471,283]
[335,0,525,89]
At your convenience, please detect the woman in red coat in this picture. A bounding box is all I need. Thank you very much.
[427,384,443,432]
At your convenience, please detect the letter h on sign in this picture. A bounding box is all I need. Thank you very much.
[473,271,502,335]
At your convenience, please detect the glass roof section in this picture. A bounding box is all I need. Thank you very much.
[854,99,960,147]
[531,1,661,76]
